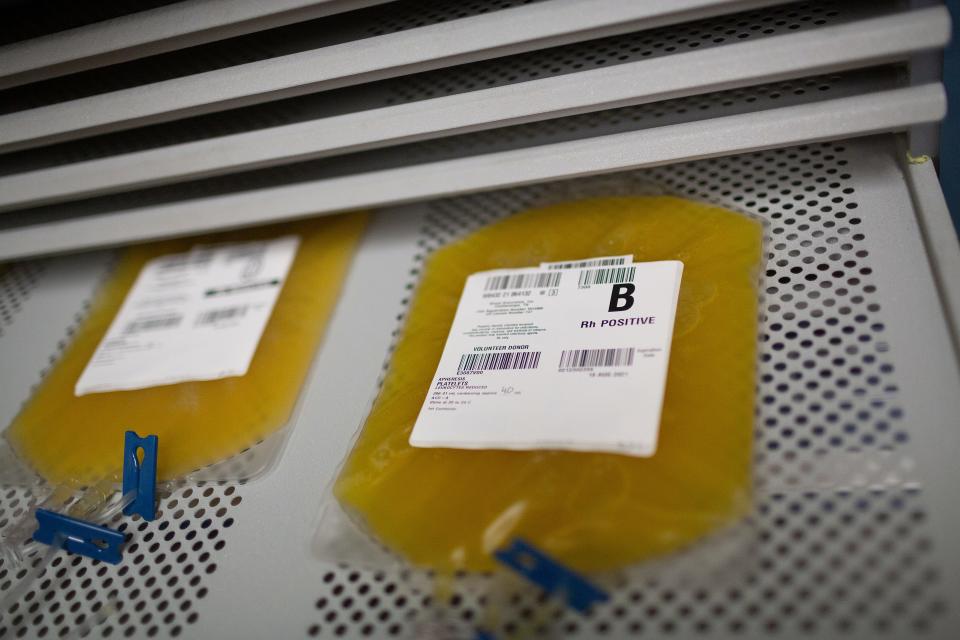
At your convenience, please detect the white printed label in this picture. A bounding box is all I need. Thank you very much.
[409,259,683,456]
[75,236,300,396]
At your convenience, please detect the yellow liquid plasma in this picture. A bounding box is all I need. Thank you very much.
[335,196,762,573]
[7,213,367,486]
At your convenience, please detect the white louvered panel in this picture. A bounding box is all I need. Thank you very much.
[0,0,394,90]
[0,0,796,152]
[0,4,947,213]
[0,74,946,260]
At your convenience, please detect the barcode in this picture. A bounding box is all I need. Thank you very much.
[458,351,542,372]
[578,266,636,287]
[484,272,561,291]
[196,306,247,325]
[124,315,182,334]
[559,347,636,369]
[545,256,628,270]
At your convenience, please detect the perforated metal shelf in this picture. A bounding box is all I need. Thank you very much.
[1,134,958,639]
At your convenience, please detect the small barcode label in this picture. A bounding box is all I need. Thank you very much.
[458,351,542,372]
[196,306,247,325]
[484,272,561,291]
[545,256,629,270]
[578,266,636,287]
[559,347,636,369]
[125,315,182,334]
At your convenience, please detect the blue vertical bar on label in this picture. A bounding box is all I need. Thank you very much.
[33,509,126,564]
[493,538,609,613]
[122,431,159,521]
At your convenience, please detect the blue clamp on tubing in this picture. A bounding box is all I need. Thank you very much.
[122,431,159,521]
[494,539,609,614]
[33,509,125,564]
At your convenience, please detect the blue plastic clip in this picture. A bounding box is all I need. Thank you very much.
[493,539,609,613]
[33,509,125,564]
[122,431,159,521]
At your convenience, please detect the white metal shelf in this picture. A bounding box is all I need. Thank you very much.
[0,0,394,90]
[0,71,945,261]
[0,0,875,178]
[0,5,947,213]
[0,0,795,152]
[1,134,958,640]
[0,0,540,116]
